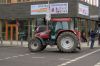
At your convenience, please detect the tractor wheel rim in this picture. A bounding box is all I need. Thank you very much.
[31,41,39,49]
[61,37,74,49]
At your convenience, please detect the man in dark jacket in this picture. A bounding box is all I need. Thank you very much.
[90,30,96,49]
[98,34,100,46]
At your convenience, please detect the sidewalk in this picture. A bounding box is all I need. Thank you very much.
[0,40,100,48]
[81,40,99,48]
[0,41,28,47]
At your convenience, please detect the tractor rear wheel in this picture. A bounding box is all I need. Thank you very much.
[57,32,79,52]
[28,38,46,52]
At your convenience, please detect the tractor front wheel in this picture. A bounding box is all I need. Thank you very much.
[57,32,79,52]
[28,38,46,52]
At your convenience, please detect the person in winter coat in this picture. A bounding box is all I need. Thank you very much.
[98,34,100,46]
[81,30,87,42]
[90,30,96,49]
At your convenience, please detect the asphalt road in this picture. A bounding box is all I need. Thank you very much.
[0,46,100,66]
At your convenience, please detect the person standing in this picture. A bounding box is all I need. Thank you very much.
[98,34,100,46]
[90,30,96,49]
[81,30,87,42]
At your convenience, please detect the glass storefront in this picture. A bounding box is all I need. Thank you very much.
[74,18,96,42]
[1,19,34,41]
[2,20,6,40]
[18,20,28,40]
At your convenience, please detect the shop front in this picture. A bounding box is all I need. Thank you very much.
[1,19,34,41]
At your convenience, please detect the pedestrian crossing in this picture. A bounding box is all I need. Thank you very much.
[94,62,100,66]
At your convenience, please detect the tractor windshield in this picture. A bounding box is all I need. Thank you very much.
[50,18,74,31]
[51,21,74,32]
[49,18,74,40]
[55,22,69,31]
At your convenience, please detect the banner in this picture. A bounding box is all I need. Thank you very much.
[31,3,68,15]
[78,3,89,16]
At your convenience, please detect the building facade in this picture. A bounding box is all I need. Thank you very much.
[0,0,99,41]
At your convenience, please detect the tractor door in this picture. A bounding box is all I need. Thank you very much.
[50,18,74,40]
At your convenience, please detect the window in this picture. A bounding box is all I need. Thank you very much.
[0,0,6,4]
[31,0,48,2]
[86,0,89,3]
[96,0,99,7]
[17,0,22,3]
[80,0,99,7]
[25,0,30,2]
[55,21,73,31]
[7,0,11,3]
[17,0,30,3]
[55,22,62,31]
[62,22,69,30]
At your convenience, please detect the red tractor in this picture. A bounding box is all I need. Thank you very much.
[28,18,81,52]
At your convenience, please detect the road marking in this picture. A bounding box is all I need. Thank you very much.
[0,59,3,60]
[19,55,25,57]
[95,65,100,66]
[59,58,70,61]
[58,49,100,66]
[94,61,100,66]
[97,63,100,65]
[4,57,11,60]
[0,53,35,61]
[30,53,35,55]
[32,57,45,59]
[25,54,30,55]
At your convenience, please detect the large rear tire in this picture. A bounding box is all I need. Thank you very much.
[28,38,46,52]
[57,32,79,53]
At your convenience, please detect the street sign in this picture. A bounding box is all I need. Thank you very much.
[46,13,51,21]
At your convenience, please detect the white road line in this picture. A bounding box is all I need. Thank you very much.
[95,65,100,66]
[0,59,3,60]
[97,63,100,65]
[12,56,19,58]
[4,57,11,60]
[94,62,100,66]
[32,57,45,59]
[30,53,35,54]
[58,49,100,66]
[0,53,35,61]
[59,58,70,61]
[19,55,25,57]
[25,54,30,55]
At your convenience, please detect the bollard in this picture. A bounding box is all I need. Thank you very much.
[17,40,19,46]
[0,37,3,45]
[21,38,23,47]
[10,40,13,46]
[87,38,89,46]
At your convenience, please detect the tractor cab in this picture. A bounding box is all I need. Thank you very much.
[50,18,74,39]
[35,18,75,39]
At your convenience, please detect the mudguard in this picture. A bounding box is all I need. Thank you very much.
[35,36,45,45]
